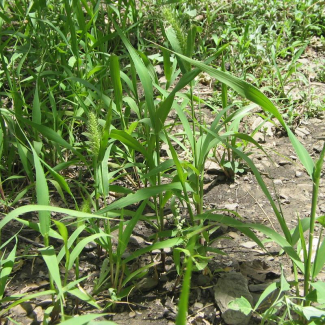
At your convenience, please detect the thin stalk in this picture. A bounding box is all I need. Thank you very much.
[103,221,115,288]
[114,210,124,289]
[304,142,325,302]
[155,136,164,231]
[292,263,299,298]
[221,56,231,165]
[312,227,324,282]
[94,161,100,211]
[189,82,200,217]
[304,179,320,299]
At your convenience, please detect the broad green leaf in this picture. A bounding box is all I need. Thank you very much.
[59,314,110,325]
[110,54,124,128]
[67,287,100,309]
[44,162,73,197]
[176,241,193,325]
[313,142,325,181]
[173,99,195,152]
[0,205,116,231]
[98,182,193,214]
[31,147,50,238]
[53,220,68,244]
[302,306,325,321]
[32,80,41,125]
[173,248,182,275]
[110,129,148,159]
[15,218,62,240]
[88,322,118,325]
[40,246,64,298]
[196,213,303,271]
[121,261,158,287]
[57,224,86,263]
[17,117,87,164]
[0,290,56,316]
[119,201,147,256]
[17,142,34,182]
[68,233,111,270]
[141,159,175,179]
[228,297,252,316]
[308,282,325,304]
[195,214,264,249]
[0,237,17,299]
[162,48,172,86]
[253,282,278,311]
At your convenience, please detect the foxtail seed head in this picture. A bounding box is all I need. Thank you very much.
[87,112,101,157]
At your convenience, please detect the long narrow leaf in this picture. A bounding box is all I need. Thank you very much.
[40,246,64,298]
[112,20,156,132]
[31,147,50,238]
[97,182,193,214]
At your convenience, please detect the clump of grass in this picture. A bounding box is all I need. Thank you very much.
[1,1,325,324]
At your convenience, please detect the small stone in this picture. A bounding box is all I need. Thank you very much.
[313,144,323,153]
[295,129,306,138]
[194,14,204,21]
[254,163,265,172]
[240,241,258,249]
[154,65,163,74]
[295,170,303,178]
[194,302,204,310]
[253,132,265,143]
[251,117,274,137]
[278,160,292,166]
[135,276,158,292]
[152,247,171,254]
[11,304,28,317]
[273,179,283,185]
[129,311,136,318]
[296,127,310,135]
[129,235,145,247]
[225,203,239,210]
[280,194,288,200]
[228,231,240,240]
[33,306,44,322]
[205,160,220,171]
[249,283,270,292]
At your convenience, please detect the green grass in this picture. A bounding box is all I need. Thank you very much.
[0,0,325,324]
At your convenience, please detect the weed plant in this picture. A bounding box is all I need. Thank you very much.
[0,0,324,324]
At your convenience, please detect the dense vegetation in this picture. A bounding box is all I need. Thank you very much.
[0,0,325,324]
